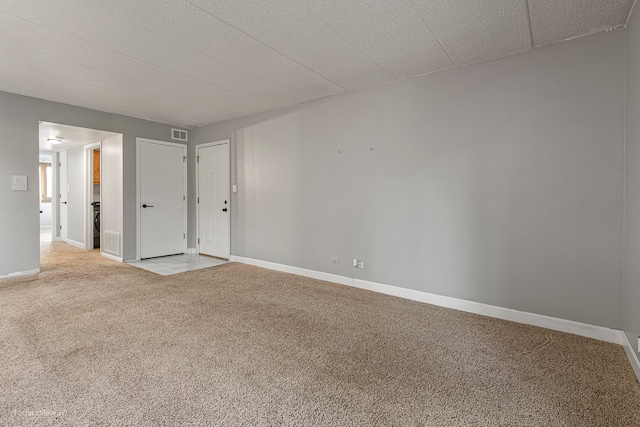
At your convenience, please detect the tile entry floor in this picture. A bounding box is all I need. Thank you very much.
[127,254,228,276]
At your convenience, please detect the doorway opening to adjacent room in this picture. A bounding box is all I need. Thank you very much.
[38,122,122,262]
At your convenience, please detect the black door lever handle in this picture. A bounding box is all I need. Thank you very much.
[142,204,154,208]
[222,208,227,212]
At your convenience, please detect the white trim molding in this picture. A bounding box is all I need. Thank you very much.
[230,256,353,286]
[622,333,640,382]
[229,256,626,348]
[66,239,86,250]
[352,278,623,345]
[0,268,40,279]
[100,253,123,262]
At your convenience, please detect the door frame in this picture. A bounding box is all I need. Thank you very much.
[84,141,101,250]
[39,150,58,242]
[136,137,188,261]
[58,150,69,243]
[195,139,231,258]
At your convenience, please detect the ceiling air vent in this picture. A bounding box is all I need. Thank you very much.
[172,128,188,141]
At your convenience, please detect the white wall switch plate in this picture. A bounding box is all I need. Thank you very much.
[232,184,237,193]
[11,175,27,191]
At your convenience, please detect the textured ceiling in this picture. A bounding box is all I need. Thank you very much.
[0,0,634,128]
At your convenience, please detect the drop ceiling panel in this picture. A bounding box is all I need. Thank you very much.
[0,40,256,127]
[307,0,454,79]
[0,25,268,117]
[1,1,280,105]
[529,0,634,47]
[187,0,388,90]
[0,13,241,99]
[413,0,531,66]
[77,0,318,100]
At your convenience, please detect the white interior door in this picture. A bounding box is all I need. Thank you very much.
[198,143,230,259]
[59,151,68,242]
[139,140,186,259]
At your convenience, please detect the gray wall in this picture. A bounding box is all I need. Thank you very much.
[192,29,625,329]
[101,135,124,258]
[0,90,182,277]
[625,5,640,353]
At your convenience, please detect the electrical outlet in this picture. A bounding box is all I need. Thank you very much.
[356,261,364,269]
[331,258,340,264]
[637,337,640,353]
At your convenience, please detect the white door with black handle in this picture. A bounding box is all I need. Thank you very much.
[138,139,186,259]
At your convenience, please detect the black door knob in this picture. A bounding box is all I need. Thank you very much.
[62,201,67,204]
[222,208,227,212]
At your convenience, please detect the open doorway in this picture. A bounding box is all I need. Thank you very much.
[89,145,101,251]
[38,152,54,244]
[39,122,122,259]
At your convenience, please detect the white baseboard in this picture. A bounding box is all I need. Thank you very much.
[100,252,123,262]
[66,239,85,250]
[353,278,623,345]
[622,333,640,382]
[0,268,40,279]
[229,256,623,346]
[230,256,353,286]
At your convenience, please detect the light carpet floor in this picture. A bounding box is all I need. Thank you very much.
[1,242,639,426]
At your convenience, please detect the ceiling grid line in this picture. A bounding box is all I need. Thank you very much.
[408,0,457,67]
[524,0,535,49]
[184,0,347,91]
[75,0,305,103]
[0,29,192,101]
[626,0,638,27]
[310,13,394,82]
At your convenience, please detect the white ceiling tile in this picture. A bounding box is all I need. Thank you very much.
[529,0,634,47]
[412,0,532,66]
[1,1,262,100]
[187,0,389,90]
[306,0,454,79]
[0,38,255,127]
[0,14,262,112]
[77,0,320,99]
